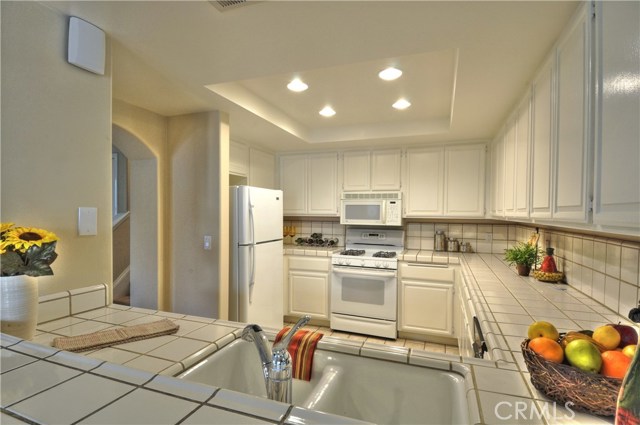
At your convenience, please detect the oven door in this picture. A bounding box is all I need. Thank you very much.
[331,266,397,320]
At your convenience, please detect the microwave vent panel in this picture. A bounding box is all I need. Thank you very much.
[209,0,261,12]
[343,192,401,200]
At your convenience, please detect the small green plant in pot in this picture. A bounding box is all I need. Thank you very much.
[504,242,542,276]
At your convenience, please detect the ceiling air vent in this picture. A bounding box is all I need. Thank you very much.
[209,0,258,12]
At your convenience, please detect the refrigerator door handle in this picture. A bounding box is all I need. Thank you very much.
[249,244,256,304]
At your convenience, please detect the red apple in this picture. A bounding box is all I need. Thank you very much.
[609,323,639,348]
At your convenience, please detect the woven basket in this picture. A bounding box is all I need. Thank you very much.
[521,339,621,417]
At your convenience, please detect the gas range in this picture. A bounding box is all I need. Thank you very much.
[331,228,404,270]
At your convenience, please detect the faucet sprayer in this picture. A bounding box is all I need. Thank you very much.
[241,315,311,403]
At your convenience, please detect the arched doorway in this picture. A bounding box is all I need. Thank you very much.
[112,124,159,310]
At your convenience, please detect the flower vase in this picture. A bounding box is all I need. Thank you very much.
[1,275,38,340]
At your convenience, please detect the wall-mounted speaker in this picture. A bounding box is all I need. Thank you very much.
[67,16,105,75]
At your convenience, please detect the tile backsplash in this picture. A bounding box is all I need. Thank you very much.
[285,218,640,321]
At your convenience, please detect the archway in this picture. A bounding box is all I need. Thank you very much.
[112,124,159,310]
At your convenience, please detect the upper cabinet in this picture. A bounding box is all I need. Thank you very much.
[530,57,554,219]
[230,141,276,189]
[593,1,640,229]
[552,6,591,223]
[405,143,485,218]
[279,152,339,216]
[342,149,401,192]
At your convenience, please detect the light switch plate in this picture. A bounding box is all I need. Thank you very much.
[78,207,98,236]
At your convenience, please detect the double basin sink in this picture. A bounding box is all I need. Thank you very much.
[178,338,469,424]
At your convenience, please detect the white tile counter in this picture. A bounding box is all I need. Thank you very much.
[2,252,637,424]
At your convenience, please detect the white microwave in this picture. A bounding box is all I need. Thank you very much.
[340,192,402,226]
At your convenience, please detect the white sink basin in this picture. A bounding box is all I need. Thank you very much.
[179,339,469,424]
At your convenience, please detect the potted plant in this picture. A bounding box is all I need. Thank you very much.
[504,242,542,276]
[1,223,59,339]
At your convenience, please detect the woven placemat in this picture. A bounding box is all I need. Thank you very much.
[52,318,179,352]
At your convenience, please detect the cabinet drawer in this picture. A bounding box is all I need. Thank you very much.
[399,263,454,282]
[287,256,330,272]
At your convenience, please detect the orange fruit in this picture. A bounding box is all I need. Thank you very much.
[529,337,564,364]
[600,350,631,379]
[593,325,621,350]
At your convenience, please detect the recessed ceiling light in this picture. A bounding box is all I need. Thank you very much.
[319,106,336,117]
[378,67,402,81]
[287,78,308,92]
[392,98,411,110]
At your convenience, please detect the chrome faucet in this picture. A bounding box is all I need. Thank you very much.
[241,315,311,403]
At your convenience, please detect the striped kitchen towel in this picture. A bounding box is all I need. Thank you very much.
[52,319,179,352]
[274,326,323,381]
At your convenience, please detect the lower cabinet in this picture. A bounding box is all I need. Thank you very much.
[285,256,330,320]
[398,262,455,338]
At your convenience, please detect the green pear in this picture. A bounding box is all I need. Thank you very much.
[564,339,602,374]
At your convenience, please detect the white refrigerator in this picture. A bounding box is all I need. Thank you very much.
[230,186,284,329]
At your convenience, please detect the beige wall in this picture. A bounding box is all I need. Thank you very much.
[112,99,170,310]
[1,2,112,297]
[169,111,229,318]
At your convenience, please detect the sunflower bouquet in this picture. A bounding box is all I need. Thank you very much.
[1,223,59,277]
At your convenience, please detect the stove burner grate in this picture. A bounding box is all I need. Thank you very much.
[373,251,397,258]
[339,249,366,256]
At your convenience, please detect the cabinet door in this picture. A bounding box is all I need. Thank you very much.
[444,144,486,217]
[280,155,307,214]
[249,148,275,189]
[530,58,554,218]
[288,271,329,319]
[307,153,339,215]
[371,149,402,190]
[400,280,454,336]
[342,151,370,191]
[502,121,516,215]
[404,147,444,216]
[553,8,591,222]
[230,141,249,177]
[593,1,640,228]
[514,97,531,217]
[491,134,505,217]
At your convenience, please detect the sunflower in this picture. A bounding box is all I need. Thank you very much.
[0,222,14,234]
[2,227,58,253]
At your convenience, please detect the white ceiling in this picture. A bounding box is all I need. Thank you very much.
[47,0,580,153]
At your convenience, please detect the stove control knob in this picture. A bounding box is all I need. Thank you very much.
[374,262,383,268]
[345,259,351,266]
[383,262,390,268]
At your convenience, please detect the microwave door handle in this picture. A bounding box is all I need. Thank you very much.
[381,200,387,224]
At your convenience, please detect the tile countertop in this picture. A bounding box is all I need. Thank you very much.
[1,253,637,425]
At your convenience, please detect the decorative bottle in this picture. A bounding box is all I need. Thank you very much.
[540,247,558,273]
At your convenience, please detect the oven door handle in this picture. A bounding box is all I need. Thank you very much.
[332,266,397,278]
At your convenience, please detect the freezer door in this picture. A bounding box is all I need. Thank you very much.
[233,241,283,329]
[235,186,283,244]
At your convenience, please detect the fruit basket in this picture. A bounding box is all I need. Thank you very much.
[532,270,564,283]
[521,338,622,416]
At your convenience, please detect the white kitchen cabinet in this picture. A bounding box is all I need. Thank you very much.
[230,141,249,177]
[444,144,486,217]
[530,57,554,219]
[286,256,330,320]
[404,147,444,216]
[249,148,275,189]
[502,119,516,215]
[399,263,455,338]
[593,1,640,229]
[552,5,591,223]
[279,152,339,216]
[514,96,531,217]
[490,133,505,217]
[342,149,401,192]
